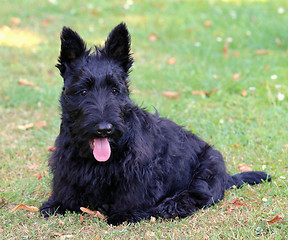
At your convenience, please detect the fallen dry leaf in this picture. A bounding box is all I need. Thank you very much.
[228,117,234,123]
[223,44,229,58]
[59,220,65,226]
[80,207,103,219]
[18,78,40,90]
[24,164,39,170]
[34,121,47,127]
[12,203,39,212]
[240,90,247,97]
[41,19,50,26]
[234,144,240,148]
[232,51,240,58]
[167,57,176,65]
[254,49,269,55]
[80,215,84,222]
[205,88,218,97]
[204,20,213,28]
[149,33,158,42]
[192,88,217,97]
[150,216,156,223]
[48,146,56,152]
[238,163,252,172]
[34,173,42,180]
[275,38,282,46]
[18,78,35,87]
[96,211,103,219]
[191,90,205,95]
[220,198,247,212]
[11,17,21,26]
[267,213,285,224]
[95,234,100,240]
[0,228,3,233]
[264,65,271,71]
[18,123,34,130]
[232,73,241,81]
[163,91,181,99]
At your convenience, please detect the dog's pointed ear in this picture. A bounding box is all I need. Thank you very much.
[104,23,133,73]
[56,27,86,75]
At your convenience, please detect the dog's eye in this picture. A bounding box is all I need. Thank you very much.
[112,88,119,95]
[80,90,87,96]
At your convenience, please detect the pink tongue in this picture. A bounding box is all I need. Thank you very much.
[92,138,111,162]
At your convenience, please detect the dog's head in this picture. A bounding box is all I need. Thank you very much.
[56,23,133,161]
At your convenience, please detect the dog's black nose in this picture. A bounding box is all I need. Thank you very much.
[95,123,113,136]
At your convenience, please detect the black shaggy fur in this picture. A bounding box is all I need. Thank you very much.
[39,23,271,225]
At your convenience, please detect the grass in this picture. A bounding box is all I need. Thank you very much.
[0,0,287,239]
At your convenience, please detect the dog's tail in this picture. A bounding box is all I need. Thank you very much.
[226,171,272,190]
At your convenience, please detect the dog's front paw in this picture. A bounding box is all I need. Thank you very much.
[39,197,65,217]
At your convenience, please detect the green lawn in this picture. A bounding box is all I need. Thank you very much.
[0,0,287,239]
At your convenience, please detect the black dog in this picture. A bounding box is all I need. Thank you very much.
[40,23,271,225]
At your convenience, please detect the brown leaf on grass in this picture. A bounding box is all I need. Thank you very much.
[48,146,56,152]
[240,90,247,97]
[275,38,282,46]
[267,213,286,224]
[34,121,47,127]
[234,144,240,148]
[34,173,42,180]
[41,20,49,26]
[11,17,21,26]
[223,44,229,58]
[228,117,234,123]
[17,123,34,130]
[238,163,252,172]
[24,164,39,170]
[254,49,269,55]
[149,33,158,42]
[264,65,271,71]
[12,203,39,212]
[232,73,241,81]
[191,90,205,95]
[95,234,100,240]
[18,78,40,90]
[192,88,218,97]
[96,211,103,219]
[150,216,156,223]
[167,57,176,65]
[80,207,103,219]
[18,78,35,87]
[163,91,181,99]
[205,88,218,97]
[220,198,247,212]
[232,51,240,58]
[204,20,213,28]
[0,228,3,233]
[80,215,84,222]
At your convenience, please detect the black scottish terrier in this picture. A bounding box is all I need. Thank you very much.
[40,23,271,225]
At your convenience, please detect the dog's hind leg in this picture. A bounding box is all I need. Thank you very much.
[151,179,219,219]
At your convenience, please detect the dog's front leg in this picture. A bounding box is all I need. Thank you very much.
[39,195,67,217]
[107,208,152,225]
